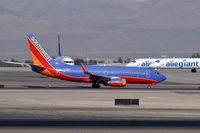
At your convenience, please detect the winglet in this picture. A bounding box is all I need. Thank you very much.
[81,63,87,74]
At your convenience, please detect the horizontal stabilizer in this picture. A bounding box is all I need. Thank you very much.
[30,64,46,73]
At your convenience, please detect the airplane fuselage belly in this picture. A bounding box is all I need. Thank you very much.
[122,77,157,84]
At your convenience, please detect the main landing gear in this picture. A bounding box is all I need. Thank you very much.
[191,68,197,73]
[92,83,100,88]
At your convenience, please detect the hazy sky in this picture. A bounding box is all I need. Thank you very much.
[0,0,200,61]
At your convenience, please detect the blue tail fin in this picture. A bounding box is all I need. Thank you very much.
[58,34,61,56]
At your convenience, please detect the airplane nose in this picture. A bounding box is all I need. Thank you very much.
[160,74,167,82]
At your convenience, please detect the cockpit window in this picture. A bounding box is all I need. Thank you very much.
[63,61,74,64]
[132,60,136,63]
[155,60,160,63]
[154,71,160,75]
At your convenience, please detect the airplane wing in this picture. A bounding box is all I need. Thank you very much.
[2,61,47,73]
[2,60,31,68]
[81,63,110,83]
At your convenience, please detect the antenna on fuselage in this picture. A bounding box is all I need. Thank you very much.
[58,34,61,56]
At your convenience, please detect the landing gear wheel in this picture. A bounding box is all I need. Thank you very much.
[191,68,197,73]
[147,85,152,88]
[92,83,100,88]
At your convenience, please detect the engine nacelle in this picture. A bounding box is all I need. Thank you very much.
[109,78,126,87]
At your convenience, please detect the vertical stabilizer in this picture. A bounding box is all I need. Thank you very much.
[58,34,61,56]
[27,34,57,77]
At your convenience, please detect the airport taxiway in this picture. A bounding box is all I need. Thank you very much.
[0,70,200,123]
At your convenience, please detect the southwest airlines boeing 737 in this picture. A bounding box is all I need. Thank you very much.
[27,34,166,88]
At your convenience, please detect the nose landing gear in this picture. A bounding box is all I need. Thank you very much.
[147,85,151,88]
[147,83,157,88]
[191,68,197,73]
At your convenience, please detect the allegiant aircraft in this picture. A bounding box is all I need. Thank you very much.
[27,34,166,88]
[127,58,200,73]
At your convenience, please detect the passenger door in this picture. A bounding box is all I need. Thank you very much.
[146,69,150,78]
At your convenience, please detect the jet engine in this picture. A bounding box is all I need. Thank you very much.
[108,77,126,87]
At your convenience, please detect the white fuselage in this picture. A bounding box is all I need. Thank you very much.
[55,56,74,65]
[126,58,161,68]
[126,58,200,69]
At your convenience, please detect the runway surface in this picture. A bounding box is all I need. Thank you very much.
[0,70,200,132]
